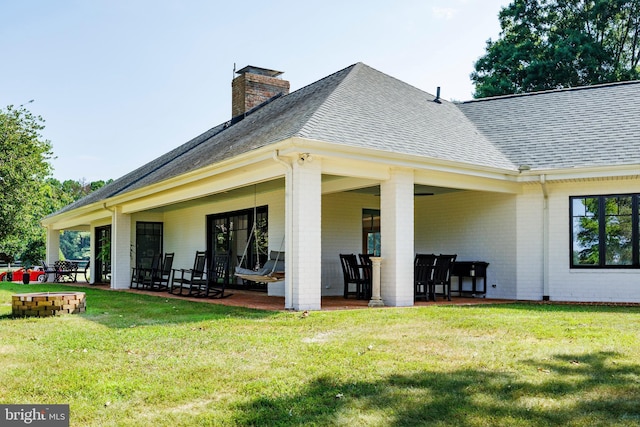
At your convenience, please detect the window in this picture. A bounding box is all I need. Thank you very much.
[135,222,163,269]
[362,209,380,256]
[570,194,638,268]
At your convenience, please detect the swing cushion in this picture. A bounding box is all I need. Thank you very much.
[269,251,285,262]
[265,251,285,274]
[235,252,284,277]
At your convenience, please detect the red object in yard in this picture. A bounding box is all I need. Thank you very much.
[0,268,45,283]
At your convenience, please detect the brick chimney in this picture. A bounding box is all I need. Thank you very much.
[232,66,290,118]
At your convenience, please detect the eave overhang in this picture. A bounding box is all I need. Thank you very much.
[43,136,640,230]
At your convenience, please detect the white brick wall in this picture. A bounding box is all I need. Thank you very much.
[45,226,60,266]
[546,178,640,302]
[290,159,322,310]
[380,168,415,306]
[162,188,286,272]
[323,187,521,303]
[321,192,376,295]
[111,207,131,290]
[415,190,518,299]
[514,185,545,300]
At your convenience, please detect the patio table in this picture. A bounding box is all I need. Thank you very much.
[451,261,489,296]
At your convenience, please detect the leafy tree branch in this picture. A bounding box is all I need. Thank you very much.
[472,0,640,98]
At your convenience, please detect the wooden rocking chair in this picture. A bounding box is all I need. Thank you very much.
[131,254,160,289]
[169,251,207,296]
[204,254,232,298]
[147,253,174,291]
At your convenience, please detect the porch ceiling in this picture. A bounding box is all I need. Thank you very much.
[347,184,462,197]
[145,178,286,213]
[141,179,462,214]
[321,175,464,196]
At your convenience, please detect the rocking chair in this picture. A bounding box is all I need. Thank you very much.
[169,251,207,296]
[147,253,174,291]
[131,254,160,289]
[204,254,232,298]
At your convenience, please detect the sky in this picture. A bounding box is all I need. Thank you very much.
[1,0,510,182]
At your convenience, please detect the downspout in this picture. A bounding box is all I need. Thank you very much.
[272,150,294,309]
[540,175,550,301]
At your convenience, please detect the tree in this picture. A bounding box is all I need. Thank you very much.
[0,105,52,261]
[471,0,640,98]
[0,104,113,266]
[22,178,112,264]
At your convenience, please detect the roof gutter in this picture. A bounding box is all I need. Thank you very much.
[41,139,299,227]
[282,137,519,182]
[518,163,640,182]
[272,150,294,310]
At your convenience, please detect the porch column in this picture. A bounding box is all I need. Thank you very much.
[380,168,414,306]
[289,155,322,311]
[88,224,96,285]
[111,207,131,290]
[45,226,60,264]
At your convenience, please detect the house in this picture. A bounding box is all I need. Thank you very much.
[41,63,640,310]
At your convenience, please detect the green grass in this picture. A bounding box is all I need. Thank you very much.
[1,283,640,426]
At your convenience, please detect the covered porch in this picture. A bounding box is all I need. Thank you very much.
[42,141,525,311]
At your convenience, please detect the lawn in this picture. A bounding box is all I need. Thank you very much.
[1,282,639,426]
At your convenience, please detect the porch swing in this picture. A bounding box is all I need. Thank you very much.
[234,222,285,282]
[233,190,285,283]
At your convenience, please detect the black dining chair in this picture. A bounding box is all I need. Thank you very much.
[339,254,369,299]
[429,254,457,301]
[358,254,373,300]
[414,254,437,301]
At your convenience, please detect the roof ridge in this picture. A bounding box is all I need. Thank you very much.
[49,64,363,217]
[294,63,363,137]
[463,79,640,104]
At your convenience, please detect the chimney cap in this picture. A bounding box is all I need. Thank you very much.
[235,66,284,78]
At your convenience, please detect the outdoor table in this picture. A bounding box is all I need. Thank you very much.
[451,261,489,296]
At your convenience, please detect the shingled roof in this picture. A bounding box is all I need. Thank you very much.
[50,63,640,217]
[458,80,640,170]
[51,63,514,216]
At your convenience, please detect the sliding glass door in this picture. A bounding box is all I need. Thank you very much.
[207,206,268,286]
[95,225,111,283]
